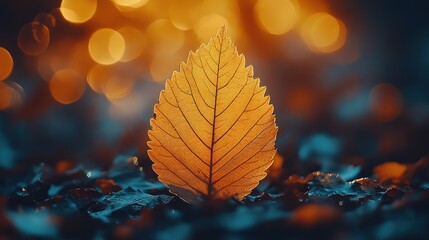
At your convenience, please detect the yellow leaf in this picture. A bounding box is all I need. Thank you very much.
[147,27,278,203]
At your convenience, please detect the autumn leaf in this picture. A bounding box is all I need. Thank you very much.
[147,27,277,203]
[87,187,173,222]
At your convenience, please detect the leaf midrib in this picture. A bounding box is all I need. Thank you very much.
[207,30,224,199]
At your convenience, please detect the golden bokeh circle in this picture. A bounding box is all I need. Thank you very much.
[88,28,125,65]
[60,0,97,24]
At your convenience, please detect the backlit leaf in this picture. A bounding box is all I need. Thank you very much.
[148,27,277,203]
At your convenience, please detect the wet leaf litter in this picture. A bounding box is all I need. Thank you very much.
[2,156,429,239]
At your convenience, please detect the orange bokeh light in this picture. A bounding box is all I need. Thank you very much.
[194,14,230,42]
[88,28,125,65]
[254,0,299,35]
[292,204,341,226]
[369,83,403,122]
[34,13,56,29]
[112,0,149,9]
[103,74,135,101]
[267,153,284,179]
[0,47,14,81]
[169,0,202,31]
[0,83,14,110]
[60,0,97,24]
[301,12,347,53]
[0,82,21,110]
[87,64,135,100]
[17,22,50,56]
[87,64,110,93]
[50,69,86,104]
[118,26,146,62]
[147,19,185,54]
[285,86,318,118]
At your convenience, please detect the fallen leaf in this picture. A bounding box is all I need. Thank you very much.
[67,188,103,208]
[374,157,429,186]
[402,156,429,185]
[148,27,277,203]
[373,162,407,184]
[87,187,173,222]
[95,179,122,195]
[284,172,386,208]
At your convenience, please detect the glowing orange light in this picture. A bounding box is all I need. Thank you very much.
[369,83,403,122]
[254,0,299,35]
[0,48,13,81]
[300,12,346,53]
[87,64,109,93]
[147,19,185,54]
[60,0,97,24]
[50,69,85,104]
[87,64,134,100]
[17,22,50,55]
[169,0,202,30]
[267,153,284,179]
[118,26,146,62]
[0,82,21,110]
[112,0,149,9]
[0,83,13,110]
[194,14,229,43]
[102,74,135,101]
[292,204,340,226]
[285,86,317,118]
[56,160,75,173]
[88,28,125,65]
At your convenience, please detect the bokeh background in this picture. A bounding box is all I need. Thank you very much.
[1,0,429,180]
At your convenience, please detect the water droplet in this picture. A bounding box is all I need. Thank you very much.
[132,156,138,166]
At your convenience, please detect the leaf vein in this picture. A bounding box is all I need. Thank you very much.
[154,158,206,195]
[218,56,243,90]
[155,107,210,167]
[182,68,214,126]
[245,98,269,113]
[170,84,211,149]
[216,78,249,118]
[213,133,275,185]
[213,113,270,174]
[214,83,258,144]
[151,134,209,182]
[184,64,214,110]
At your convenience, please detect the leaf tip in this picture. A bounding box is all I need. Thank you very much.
[216,25,228,40]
